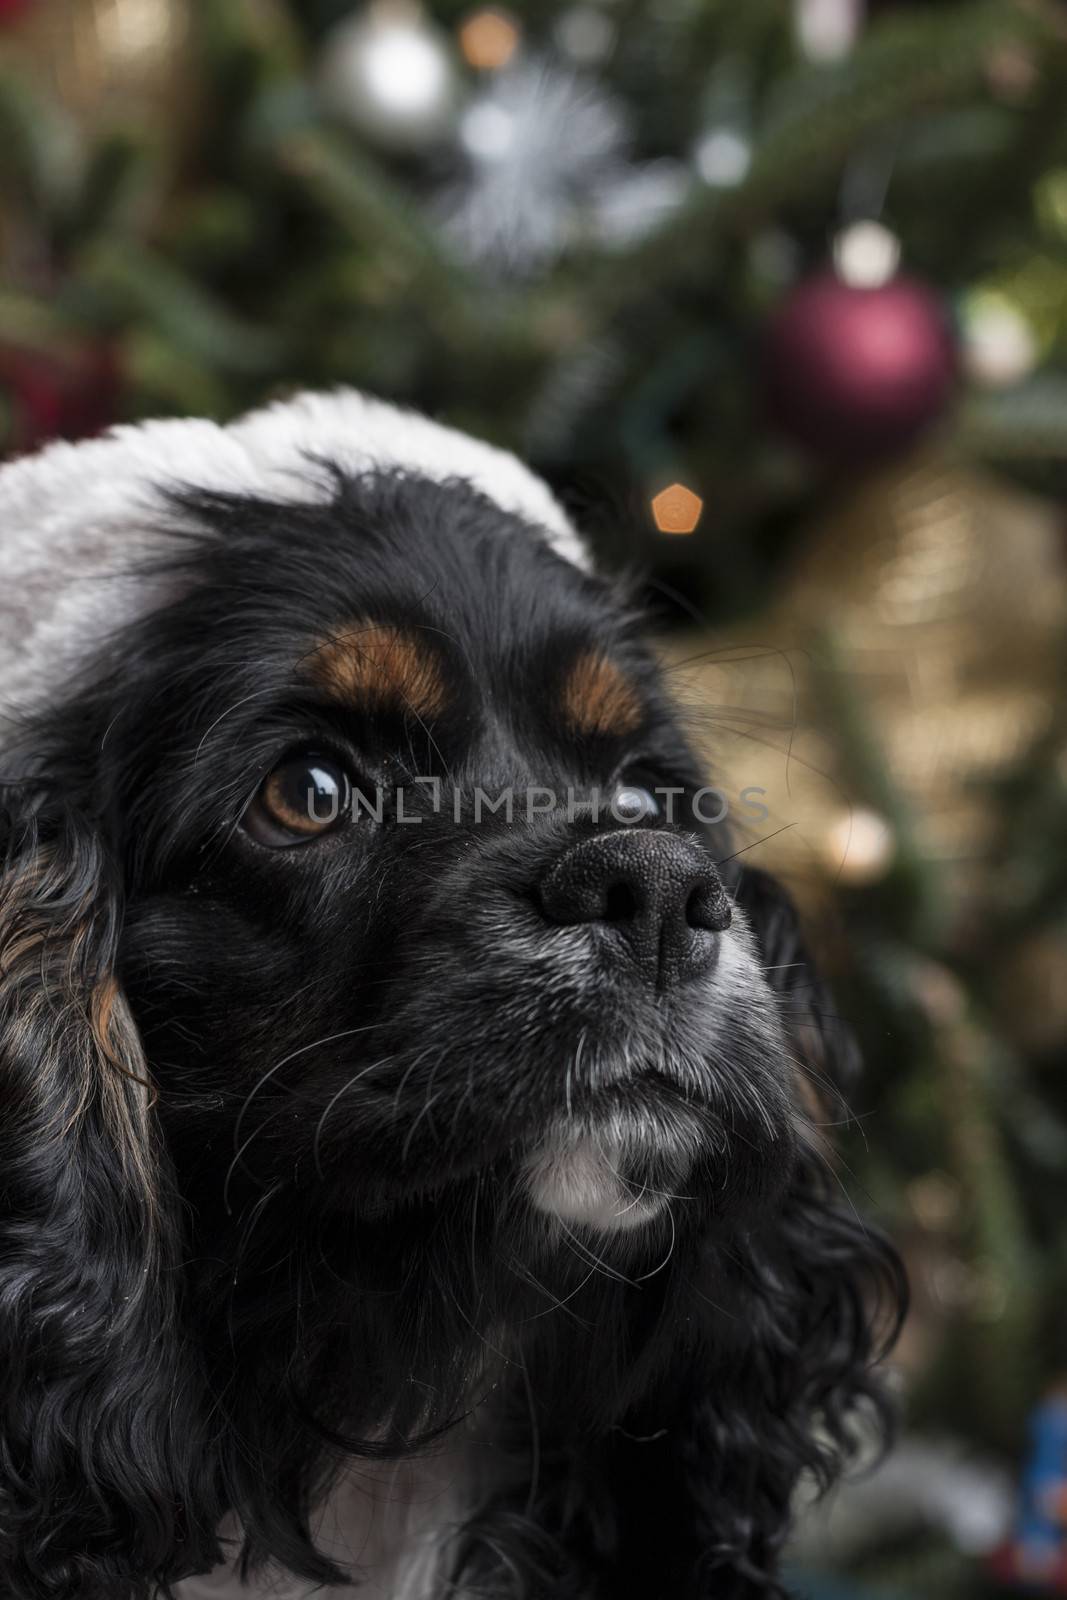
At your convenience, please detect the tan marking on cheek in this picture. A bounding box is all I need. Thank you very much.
[307,624,447,719]
[561,651,643,739]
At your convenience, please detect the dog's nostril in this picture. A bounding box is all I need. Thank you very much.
[603,879,640,923]
[686,881,732,933]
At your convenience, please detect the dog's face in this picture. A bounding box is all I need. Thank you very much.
[98,474,796,1248]
[0,464,902,1600]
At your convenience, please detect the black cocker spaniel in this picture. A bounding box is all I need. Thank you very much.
[0,392,905,1599]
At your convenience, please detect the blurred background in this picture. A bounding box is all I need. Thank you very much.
[2,0,1067,1594]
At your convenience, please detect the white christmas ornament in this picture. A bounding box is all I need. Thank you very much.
[961,290,1039,389]
[693,128,751,189]
[320,1,457,150]
[821,806,895,885]
[794,0,864,64]
[833,220,901,289]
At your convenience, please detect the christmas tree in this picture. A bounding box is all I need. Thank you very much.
[3,0,1067,1593]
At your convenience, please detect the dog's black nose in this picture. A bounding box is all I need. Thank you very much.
[539,829,732,988]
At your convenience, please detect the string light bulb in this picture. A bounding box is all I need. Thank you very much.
[458,7,519,72]
[651,483,703,535]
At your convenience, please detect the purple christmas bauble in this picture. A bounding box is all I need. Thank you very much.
[762,270,958,462]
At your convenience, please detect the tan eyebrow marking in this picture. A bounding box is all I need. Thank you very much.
[305,623,447,719]
[560,650,643,739]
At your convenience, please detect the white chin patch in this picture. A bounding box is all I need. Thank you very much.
[524,1131,682,1234]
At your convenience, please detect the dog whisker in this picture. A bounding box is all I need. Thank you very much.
[312,1054,396,1178]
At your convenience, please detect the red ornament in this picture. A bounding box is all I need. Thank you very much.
[0,342,122,458]
[762,270,958,463]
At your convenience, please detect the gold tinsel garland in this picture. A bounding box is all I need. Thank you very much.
[663,449,1067,913]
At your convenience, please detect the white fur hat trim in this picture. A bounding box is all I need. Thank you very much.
[0,388,587,735]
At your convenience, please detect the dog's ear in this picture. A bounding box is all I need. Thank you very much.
[598,1196,906,1598]
[733,865,861,1119]
[0,791,217,1599]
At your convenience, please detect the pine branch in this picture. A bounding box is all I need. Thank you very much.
[0,67,82,232]
[73,239,286,376]
[578,0,1055,317]
[273,127,483,342]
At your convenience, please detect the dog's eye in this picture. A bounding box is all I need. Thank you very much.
[244,751,353,847]
[612,780,661,824]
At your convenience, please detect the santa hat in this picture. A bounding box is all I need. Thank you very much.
[0,389,587,734]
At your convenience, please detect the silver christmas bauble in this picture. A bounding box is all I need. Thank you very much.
[320,1,457,151]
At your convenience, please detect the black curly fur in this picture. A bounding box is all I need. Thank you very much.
[0,469,906,1598]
